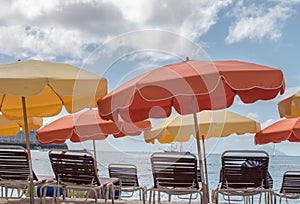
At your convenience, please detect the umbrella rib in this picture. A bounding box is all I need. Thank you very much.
[46,84,66,108]
[0,93,6,111]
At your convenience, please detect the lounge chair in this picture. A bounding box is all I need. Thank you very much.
[108,163,146,203]
[273,171,300,204]
[149,152,202,204]
[212,150,271,204]
[40,149,116,204]
[0,145,45,199]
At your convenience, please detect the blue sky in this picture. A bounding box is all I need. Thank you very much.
[1,0,300,155]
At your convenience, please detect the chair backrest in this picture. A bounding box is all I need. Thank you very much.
[0,145,38,181]
[151,152,199,189]
[49,149,100,186]
[280,171,300,194]
[108,163,139,187]
[220,150,269,189]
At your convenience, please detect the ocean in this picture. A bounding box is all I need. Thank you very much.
[31,150,300,203]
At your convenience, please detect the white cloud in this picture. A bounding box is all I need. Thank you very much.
[0,25,87,59]
[10,0,59,20]
[225,0,293,43]
[0,0,298,63]
[0,0,232,62]
[247,112,260,119]
[261,118,276,128]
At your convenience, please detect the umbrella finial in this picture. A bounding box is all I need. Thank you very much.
[185,57,190,61]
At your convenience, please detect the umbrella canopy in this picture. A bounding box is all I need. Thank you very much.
[37,110,151,145]
[144,110,261,144]
[278,91,300,118]
[98,60,285,123]
[0,59,107,203]
[0,114,42,136]
[255,117,300,145]
[0,60,107,119]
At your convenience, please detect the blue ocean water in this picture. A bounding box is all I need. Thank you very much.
[32,150,300,203]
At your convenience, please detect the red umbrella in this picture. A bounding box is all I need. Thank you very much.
[255,117,300,145]
[37,110,150,144]
[36,110,150,160]
[98,60,285,122]
[97,59,285,203]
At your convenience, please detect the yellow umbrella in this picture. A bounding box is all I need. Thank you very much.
[278,91,300,118]
[0,60,107,119]
[0,59,107,203]
[0,114,43,136]
[144,110,261,190]
[145,110,260,143]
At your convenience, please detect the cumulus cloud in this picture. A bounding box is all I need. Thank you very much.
[225,0,294,43]
[1,0,299,63]
[261,118,276,128]
[0,0,232,62]
[247,112,260,119]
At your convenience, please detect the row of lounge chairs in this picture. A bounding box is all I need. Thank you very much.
[0,145,300,204]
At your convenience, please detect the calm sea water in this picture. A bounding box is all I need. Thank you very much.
[31,150,300,203]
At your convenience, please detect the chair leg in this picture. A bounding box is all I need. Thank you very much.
[212,191,218,204]
[199,192,203,204]
[93,189,98,203]
[148,190,152,204]
[188,193,192,204]
[285,197,289,204]
[259,193,262,204]
[142,188,146,204]
[158,191,161,203]
[139,189,141,201]
[110,185,114,204]
[39,185,45,204]
[279,197,282,204]
[149,189,155,204]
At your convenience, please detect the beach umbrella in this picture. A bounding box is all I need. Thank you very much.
[278,91,300,118]
[0,59,107,203]
[144,110,261,190]
[97,59,285,203]
[36,109,151,160]
[0,114,42,136]
[144,110,260,143]
[255,117,300,145]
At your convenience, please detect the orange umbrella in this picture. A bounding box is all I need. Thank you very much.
[37,110,150,144]
[97,59,285,203]
[98,60,285,123]
[255,118,300,145]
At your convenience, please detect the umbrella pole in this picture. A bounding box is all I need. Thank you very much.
[192,96,208,204]
[88,108,98,162]
[22,96,34,204]
[201,134,210,200]
[93,140,97,161]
